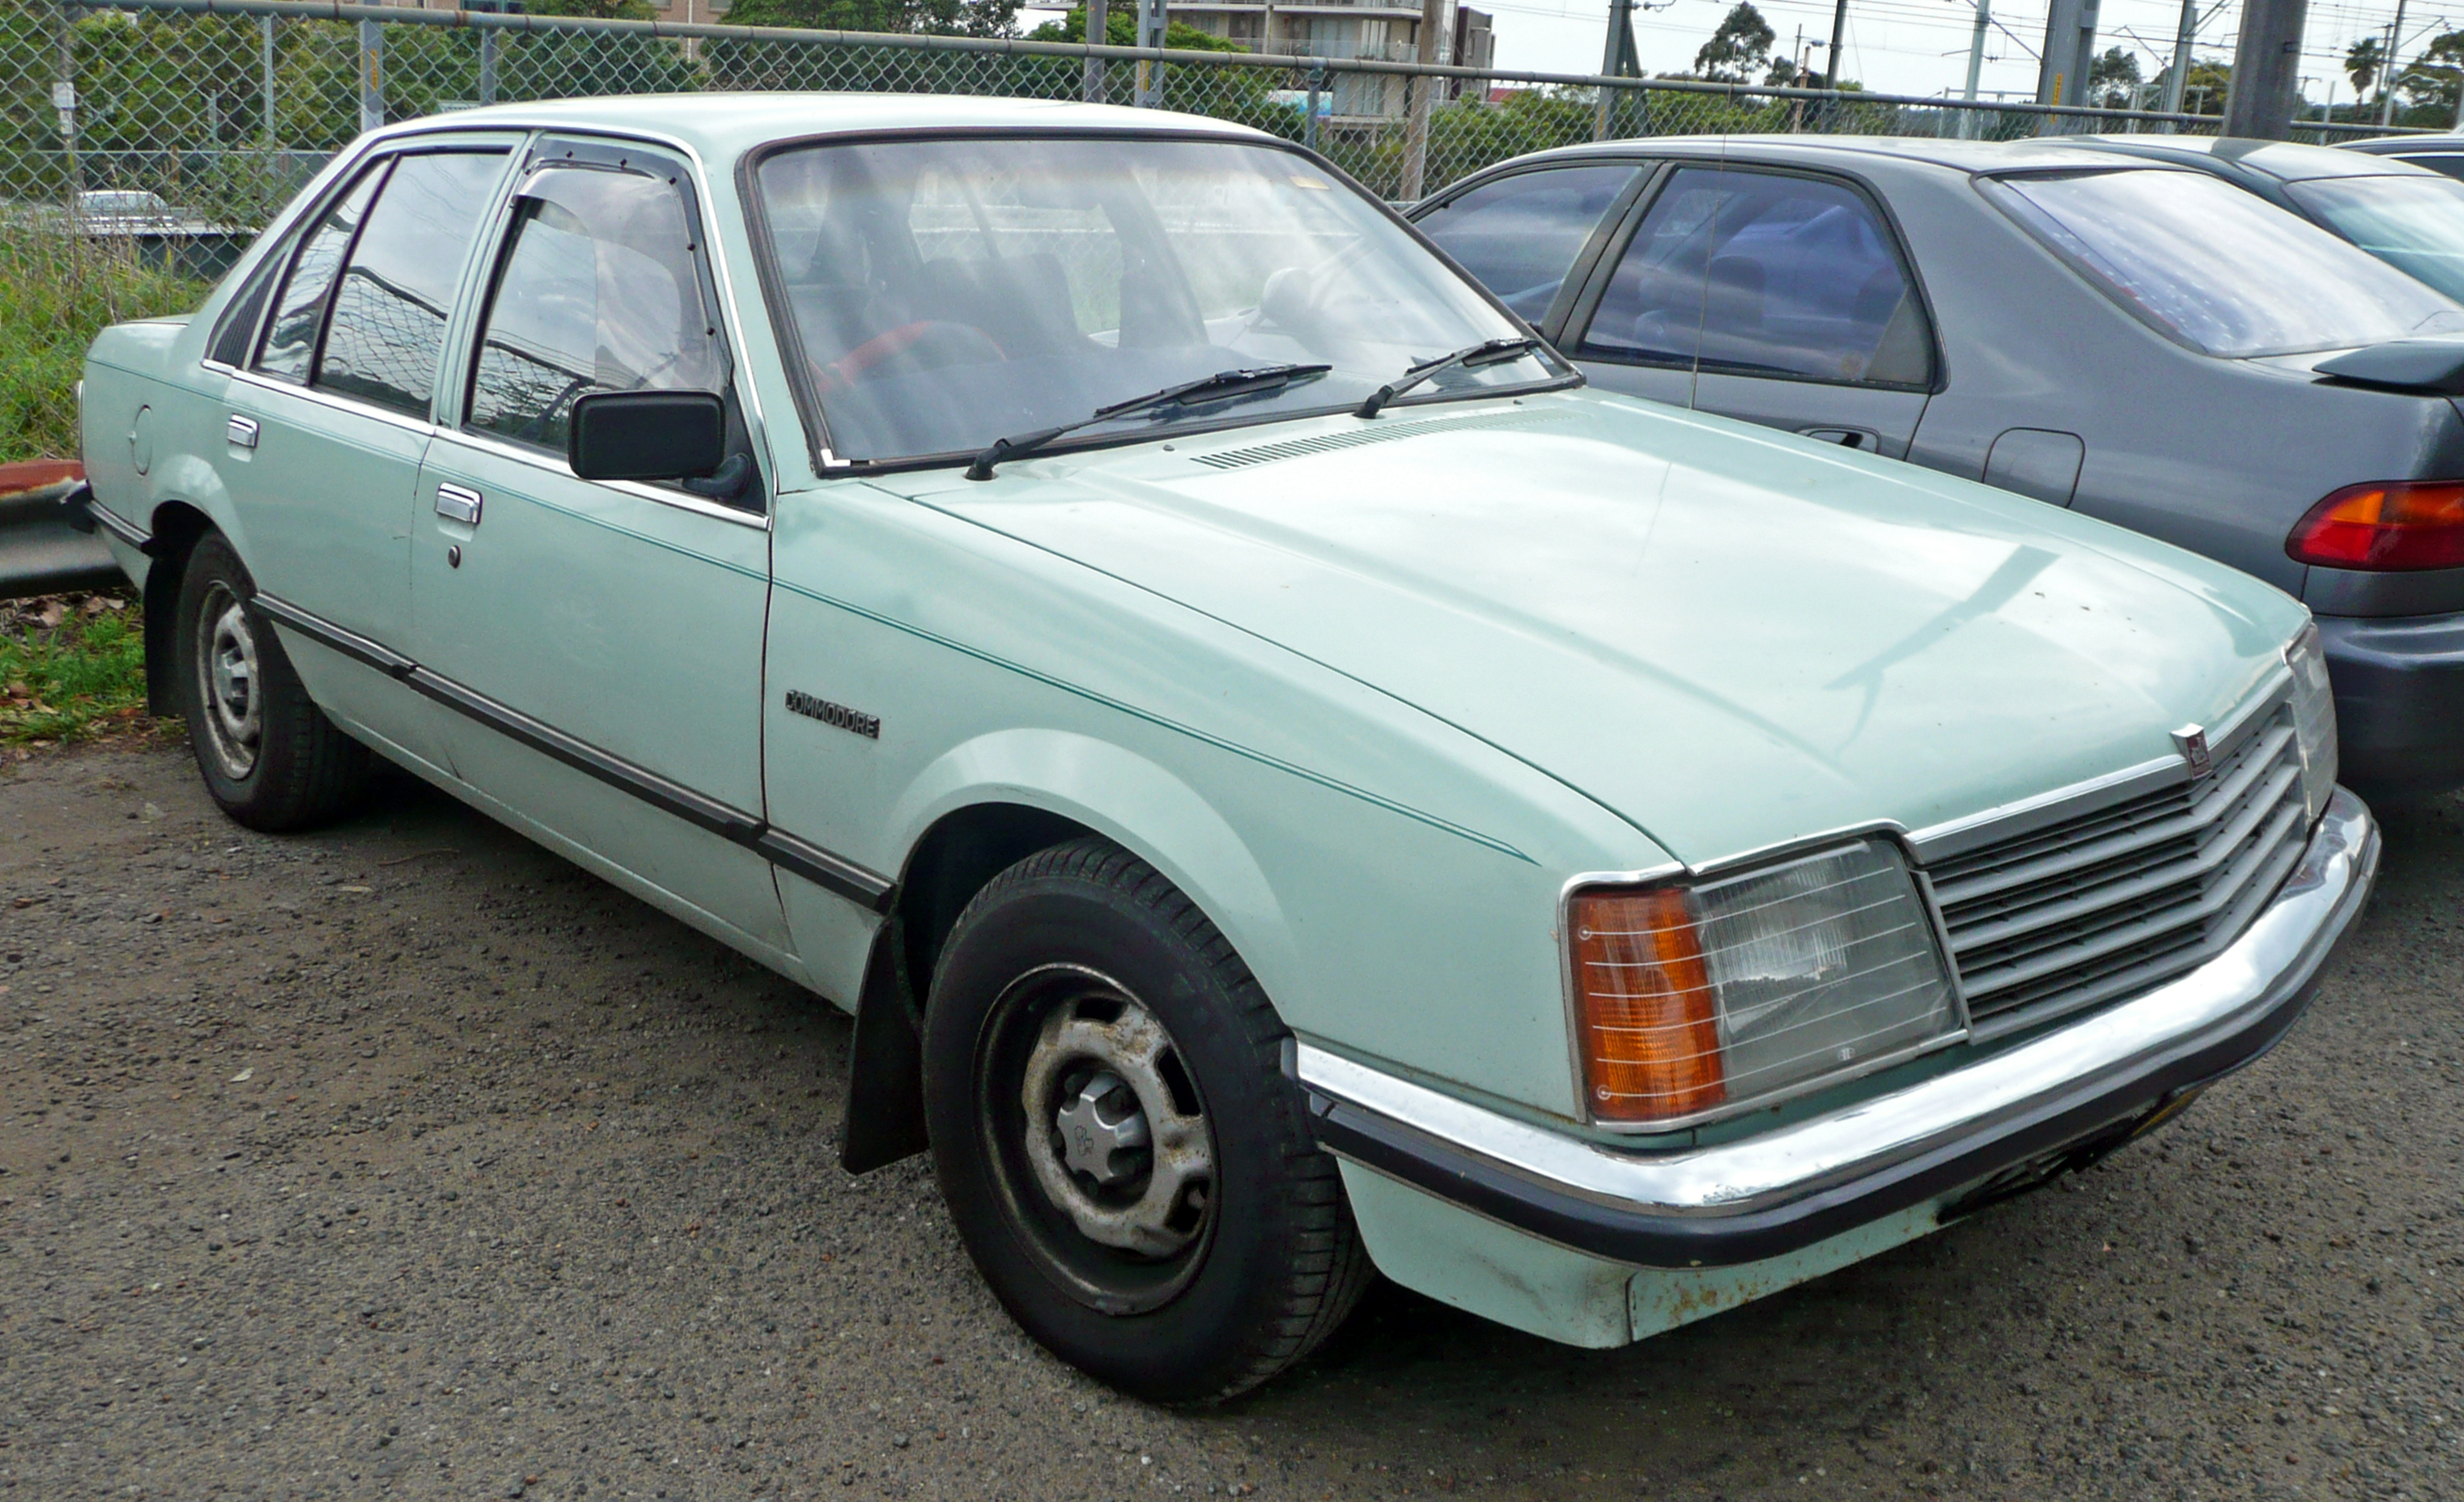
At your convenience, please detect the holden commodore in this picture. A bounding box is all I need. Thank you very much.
[74,96,2377,1402]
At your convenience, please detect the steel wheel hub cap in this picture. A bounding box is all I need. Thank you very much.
[1021,991,1213,1258]
[199,588,262,779]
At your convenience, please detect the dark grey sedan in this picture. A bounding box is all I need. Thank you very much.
[1410,136,2464,796]
[2073,136,2464,304]
[2343,132,2464,179]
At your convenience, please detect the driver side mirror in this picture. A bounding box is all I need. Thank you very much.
[568,391,726,483]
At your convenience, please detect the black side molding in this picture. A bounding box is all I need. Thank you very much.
[2313,338,2464,395]
[253,590,895,914]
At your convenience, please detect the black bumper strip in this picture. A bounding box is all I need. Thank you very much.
[1311,896,2345,1270]
[253,592,897,912]
[254,592,414,678]
[758,828,896,913]
[405,668,763,843]
[84,491,158,555]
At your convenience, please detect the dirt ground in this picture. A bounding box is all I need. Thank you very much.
[2,742,2460,1501]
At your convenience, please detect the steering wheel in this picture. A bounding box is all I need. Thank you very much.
[820,320,1005,391]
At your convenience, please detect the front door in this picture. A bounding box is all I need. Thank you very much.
[1562,164,1935,458]
[410,138,790,958]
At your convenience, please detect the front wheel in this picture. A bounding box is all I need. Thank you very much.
[172,532,369,831]
[923,838,1372,1404]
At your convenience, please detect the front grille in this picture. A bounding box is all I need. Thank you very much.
[1925,705,2311,1031]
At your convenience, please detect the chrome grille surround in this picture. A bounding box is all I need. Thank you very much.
[1910,673,2312,1040]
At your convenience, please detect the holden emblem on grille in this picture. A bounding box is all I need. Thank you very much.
[2172,724,2213,779]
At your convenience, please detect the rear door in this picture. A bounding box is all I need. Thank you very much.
[224,138,516,765]
[1560,163,1937,457]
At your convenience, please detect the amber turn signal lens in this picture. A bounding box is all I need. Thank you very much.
[2287,481,2464,571]
[1569,887,1726,1123]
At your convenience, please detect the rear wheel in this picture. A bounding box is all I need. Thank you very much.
[923,838,1372,1404]
[172,532,369,831]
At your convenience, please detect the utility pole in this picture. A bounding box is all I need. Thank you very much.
[1593,0,1641,140]
[1400,0,1446,200]
[1084,0,1107,102]
[1959,0,1990,138]
[2035,0,2101,131]
[2220,0,2306,138]
[1824,0,1850,89]
[2379,0,2409,126]
[2158,0,2196,130]
[1133,0,1165,108]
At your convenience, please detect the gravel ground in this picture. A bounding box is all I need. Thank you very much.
[2,744,2460,1502]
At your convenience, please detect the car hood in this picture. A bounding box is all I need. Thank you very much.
[883,393,2302,864]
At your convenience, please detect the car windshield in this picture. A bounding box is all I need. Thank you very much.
[1988,168,2464,357]
[753,134,1555,465]
[2287,174,2464,304]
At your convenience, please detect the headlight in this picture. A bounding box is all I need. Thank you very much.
[1567,839,1959,1126]
[2285,620,2338,824]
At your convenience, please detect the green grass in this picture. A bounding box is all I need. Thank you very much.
[0,596,153,746]
[0,231,209,465]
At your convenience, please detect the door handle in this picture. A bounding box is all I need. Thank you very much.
[435,482,483,526]
[225,414,258,449]
[1799,426,1880,451]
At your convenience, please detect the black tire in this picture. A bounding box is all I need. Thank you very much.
[172,532,370,831]
[923,838,1373,1404]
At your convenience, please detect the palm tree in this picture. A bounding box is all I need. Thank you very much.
[2348,36,2387,101]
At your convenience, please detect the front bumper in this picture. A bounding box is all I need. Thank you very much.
[2317,610,2464,796]
[1299,787,2379,1269]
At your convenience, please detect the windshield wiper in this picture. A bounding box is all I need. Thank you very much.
[1353,337,1544,419]
[965,363,1332,480]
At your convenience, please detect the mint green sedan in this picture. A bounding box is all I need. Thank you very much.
[78,95,2377,1402]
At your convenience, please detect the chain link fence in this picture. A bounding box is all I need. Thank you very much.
[0,0,2429,456]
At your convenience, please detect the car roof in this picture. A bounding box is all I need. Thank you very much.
[366,92,1271,163]
[2343,133,2464,155]
[2070,133,2441,182]
[1459,132,2184,178]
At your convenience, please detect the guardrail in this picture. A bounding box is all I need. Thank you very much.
[0,477,117,603]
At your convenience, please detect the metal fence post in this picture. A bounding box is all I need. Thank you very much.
[1304,62,1323,151]
[358,18,383,135]
[1083,0,1107,103]
[261,14,277,143]
[480,27,499,108]
[53,0,80,221]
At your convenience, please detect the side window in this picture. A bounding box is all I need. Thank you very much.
[255,164,387,383]
[2398,152,2464,182]
[316,151,508,418]
[465,164,723,454]
[1577,168,1933,388]
[1416,165,1640,320]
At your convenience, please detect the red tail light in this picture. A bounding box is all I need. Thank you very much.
[2288,481,2464,571]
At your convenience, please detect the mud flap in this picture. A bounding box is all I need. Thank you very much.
[839,918,930,1174]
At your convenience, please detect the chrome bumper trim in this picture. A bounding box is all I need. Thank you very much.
[1298,787,2379,1267]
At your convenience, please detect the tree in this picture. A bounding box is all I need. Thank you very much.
[1024,6,1247,53]
[2087,45,2140,108]
[1691,2,1775,85]
[2347,36,2385,100]
[2397,30,2464,122]
[720,0,1017,40]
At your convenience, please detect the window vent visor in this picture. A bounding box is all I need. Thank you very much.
[1571,841,1959,1127]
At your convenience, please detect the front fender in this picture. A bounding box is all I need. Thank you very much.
[887,727,1302,1010]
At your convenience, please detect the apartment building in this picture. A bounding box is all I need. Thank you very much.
[1170,0,1494,119]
